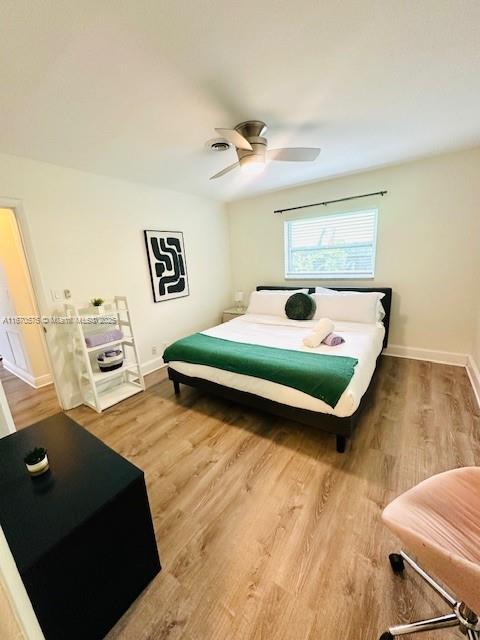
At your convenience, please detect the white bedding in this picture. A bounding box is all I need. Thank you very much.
[168,314,385,418]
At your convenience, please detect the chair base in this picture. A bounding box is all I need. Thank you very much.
[379,550,480,639]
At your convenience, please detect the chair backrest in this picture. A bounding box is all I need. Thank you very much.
[383,467,480,614]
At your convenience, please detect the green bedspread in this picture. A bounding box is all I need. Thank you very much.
[163,333,358,408]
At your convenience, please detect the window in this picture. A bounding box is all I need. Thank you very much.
[284,208,378,279]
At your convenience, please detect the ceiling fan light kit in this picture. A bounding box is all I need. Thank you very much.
[240,154,266,174]
[209,120,321,180]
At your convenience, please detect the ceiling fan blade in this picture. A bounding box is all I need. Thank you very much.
[215,128,253,151]
[267,147,321,162]
[209,161,239,180]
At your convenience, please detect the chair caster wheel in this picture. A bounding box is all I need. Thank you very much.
[379,633,393,640]
[389,553,405,574]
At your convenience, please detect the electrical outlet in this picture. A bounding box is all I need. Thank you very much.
[152,346,158,356]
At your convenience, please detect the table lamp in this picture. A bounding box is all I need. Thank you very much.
[234,291,244,312]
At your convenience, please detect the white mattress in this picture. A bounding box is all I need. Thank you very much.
[168,314,385,418]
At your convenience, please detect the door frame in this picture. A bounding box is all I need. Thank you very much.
[0,198,55,637]
[0,525,45,639]
[0,197,65,410]
[0,380,15,436]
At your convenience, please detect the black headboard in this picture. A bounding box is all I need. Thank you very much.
[256,285,392,349]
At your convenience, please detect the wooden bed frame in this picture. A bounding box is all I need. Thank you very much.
[168,285,392,453]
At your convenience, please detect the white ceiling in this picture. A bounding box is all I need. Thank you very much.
[1,1,479,201]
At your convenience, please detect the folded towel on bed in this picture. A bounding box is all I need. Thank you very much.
[302,318,334,348]
[303,334,322,348]
[314,318,334,338]
[322,333,345,347]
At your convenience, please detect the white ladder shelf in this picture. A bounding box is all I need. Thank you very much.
[65,296,145,413]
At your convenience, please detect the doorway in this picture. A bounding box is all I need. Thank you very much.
[0,208,60,429]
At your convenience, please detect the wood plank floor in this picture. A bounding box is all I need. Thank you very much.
[0,363,60,428]
[3,356,479,640]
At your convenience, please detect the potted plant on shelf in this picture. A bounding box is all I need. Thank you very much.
[90,297,105,315]
[24,447,49,476]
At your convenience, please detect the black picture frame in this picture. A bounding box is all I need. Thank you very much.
[143,230,190,303]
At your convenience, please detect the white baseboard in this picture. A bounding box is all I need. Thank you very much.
[66,357,167,410]
[34,373,54,388]
[145,365,168,383]
[466,355,480,409]
[141,357,167,376]
[3,359,53,389]
[3,360,36,388]
[385,345,480,409]
[383,344,468,367]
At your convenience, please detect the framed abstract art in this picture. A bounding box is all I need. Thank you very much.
[144,230,189,302]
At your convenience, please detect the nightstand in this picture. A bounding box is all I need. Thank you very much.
[222,307,246,323]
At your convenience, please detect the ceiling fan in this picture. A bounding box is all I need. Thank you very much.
[209,120,321,180]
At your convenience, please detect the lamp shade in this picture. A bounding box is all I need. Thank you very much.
[234,291,244,303]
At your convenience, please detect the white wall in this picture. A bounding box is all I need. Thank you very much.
[474,307,480,367]
[227,146,480,357]
[468,294,480,405]
[0,153,231,409]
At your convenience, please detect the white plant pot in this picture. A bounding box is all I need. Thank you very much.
[25,454,49,476]
[93,305,105,315]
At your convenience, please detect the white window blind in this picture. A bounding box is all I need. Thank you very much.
[284,209,378,279]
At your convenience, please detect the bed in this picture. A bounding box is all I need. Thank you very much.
[165,286,392,452]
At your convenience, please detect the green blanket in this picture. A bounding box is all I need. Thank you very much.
[163,333,358,408]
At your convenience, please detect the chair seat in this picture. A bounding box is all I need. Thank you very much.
[383,467,480,614]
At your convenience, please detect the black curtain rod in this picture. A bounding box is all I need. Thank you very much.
[274,190,388,214]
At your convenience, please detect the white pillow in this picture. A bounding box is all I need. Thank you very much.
[259,288,309,294]
[247,289,308,316]
[312,292,381,323]
[314,287,386,321]
[315,286,338,295]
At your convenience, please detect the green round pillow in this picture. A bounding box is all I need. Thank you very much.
[285,292,316,320]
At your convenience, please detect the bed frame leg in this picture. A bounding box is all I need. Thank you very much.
[336,435,347,453]
[173,380,180,395]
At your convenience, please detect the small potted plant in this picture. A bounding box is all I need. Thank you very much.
[90,297,105,315]
[24,447,49,477]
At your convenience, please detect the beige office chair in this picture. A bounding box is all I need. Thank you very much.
[379,467,480,639]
